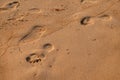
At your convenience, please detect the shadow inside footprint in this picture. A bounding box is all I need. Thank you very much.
[42,43,54,52]
[19,25,46,42]
[80,16,92,25]
[81,0,98,3]
[43,43,52,49]
[99,15,112,21]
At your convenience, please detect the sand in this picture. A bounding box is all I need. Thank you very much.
[0,0,120,80]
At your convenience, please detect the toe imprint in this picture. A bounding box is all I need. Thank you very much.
[26,53,41,64]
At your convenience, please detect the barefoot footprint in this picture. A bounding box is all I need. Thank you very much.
[42,43,54,52]
[28,8,42,14]
[26,51,49,64]
[26,53,42,64]
[25,43,55,65]
[0,1,20,12]
[99,14,112,21]
[19,25,47,43]
[80,16,94,25]
[81,0,98,3]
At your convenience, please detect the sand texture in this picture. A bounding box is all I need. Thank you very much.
[0,0,120,80]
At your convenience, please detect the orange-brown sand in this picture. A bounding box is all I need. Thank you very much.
[0,0,120,80]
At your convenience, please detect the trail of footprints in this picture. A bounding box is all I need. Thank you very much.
[19,25,52,64]
[26,43,54,64]
[19,25,53,64]
[0,1,20,12]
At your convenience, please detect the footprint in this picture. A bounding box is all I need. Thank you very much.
[98,15,112,21]
[0,1,20,12]
[26,51,48,64]
[39,52,46,58]
[42,43,54,52]
[28,8,42,14]
[81,0,98,3]
[80,16,94,25]
[19,25,47,43]
[26,53,42,64]
[53,8,65,12]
